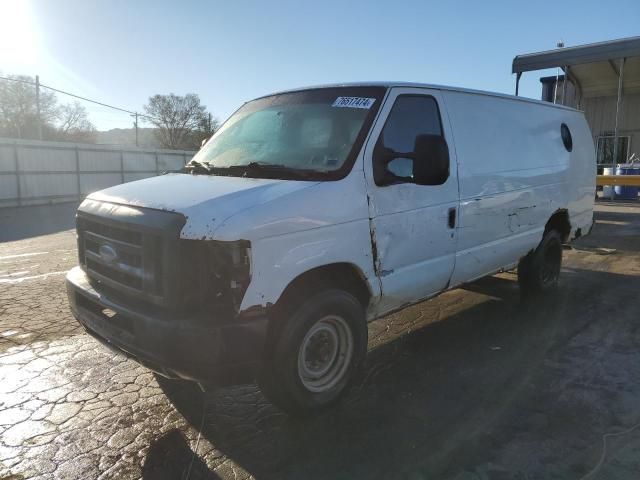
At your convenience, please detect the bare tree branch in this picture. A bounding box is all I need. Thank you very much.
[143,93,211,149]
[52,102,96,143]
[0,73,57,139]
[0,74,96,143]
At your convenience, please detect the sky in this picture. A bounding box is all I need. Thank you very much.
[1,0,639,131]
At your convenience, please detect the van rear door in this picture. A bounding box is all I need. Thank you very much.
[363,87,459,314]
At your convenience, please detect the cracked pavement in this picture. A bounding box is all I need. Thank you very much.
[1,201,640,479]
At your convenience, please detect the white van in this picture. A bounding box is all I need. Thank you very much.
[66,83,595,414]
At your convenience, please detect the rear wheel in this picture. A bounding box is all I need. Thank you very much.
[259,289,367,416]
[518,230,563,294]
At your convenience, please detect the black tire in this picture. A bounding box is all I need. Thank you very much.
[259,289,367,416]
[518,230,563,294]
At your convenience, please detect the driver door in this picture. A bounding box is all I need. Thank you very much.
[363,88,459,315]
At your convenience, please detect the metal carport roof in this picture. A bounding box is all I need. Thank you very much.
[513,37,640,73]
[512,37,640,98]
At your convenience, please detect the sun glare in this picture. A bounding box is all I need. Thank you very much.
[0,0,41,68]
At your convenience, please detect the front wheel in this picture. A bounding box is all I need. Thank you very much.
[518,230,563,294]
[259,289,367,416]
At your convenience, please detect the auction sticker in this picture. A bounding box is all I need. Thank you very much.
[332,97,376,109]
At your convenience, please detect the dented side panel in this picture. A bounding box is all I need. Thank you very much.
[362,87,460,315]
[224,172,381,314]
[243,219,378,314]
[442,89,595,287]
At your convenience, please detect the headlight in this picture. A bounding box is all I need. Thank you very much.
[206,240,252,311]
[179,239,251,314]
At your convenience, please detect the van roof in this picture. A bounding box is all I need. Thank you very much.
[257,82,581,112]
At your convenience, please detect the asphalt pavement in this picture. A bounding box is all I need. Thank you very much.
[1,201,640,479]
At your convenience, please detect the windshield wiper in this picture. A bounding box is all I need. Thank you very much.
[228,161,288,171]
[217,162,318,179]
[183,159,213,174]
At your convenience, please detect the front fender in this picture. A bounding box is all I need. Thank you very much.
[239,219,379,312]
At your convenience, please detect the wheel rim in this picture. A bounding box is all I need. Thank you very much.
[297,315,354,393]
[541,242,562,284]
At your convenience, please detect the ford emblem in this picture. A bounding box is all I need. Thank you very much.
[99,244,118,264]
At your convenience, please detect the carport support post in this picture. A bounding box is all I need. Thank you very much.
[515,72,522,96]
[561,66,568,105]
[611,58,626,201]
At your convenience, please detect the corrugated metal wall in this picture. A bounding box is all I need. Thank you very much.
[583,93,640,161]
[0,138,195,207]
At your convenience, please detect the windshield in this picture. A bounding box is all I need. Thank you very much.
[189,87,385,180]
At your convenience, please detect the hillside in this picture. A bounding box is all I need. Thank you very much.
[95,127,162,148]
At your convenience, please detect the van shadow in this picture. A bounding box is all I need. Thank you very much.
[153,268,640,480]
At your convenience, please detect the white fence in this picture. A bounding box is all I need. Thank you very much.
[0,138,195,207]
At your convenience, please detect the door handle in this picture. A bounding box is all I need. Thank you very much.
[448,207,456,229]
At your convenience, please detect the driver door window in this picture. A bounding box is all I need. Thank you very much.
[374,95,444,185]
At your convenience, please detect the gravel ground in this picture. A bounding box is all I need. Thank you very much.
[1,201,640,479]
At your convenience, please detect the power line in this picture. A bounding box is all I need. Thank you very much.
[42,83,154,120]
[0,75,32,86]
[0,74,156,146]
[0,74,154,121]
[1,74,217,148]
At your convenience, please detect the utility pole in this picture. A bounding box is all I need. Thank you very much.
[132,112,139,147]
[35,75,43,140]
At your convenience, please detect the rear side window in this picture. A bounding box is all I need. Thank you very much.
[561,123,573,152]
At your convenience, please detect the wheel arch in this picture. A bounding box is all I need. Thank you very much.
[274,262,373,314]
[544,208,571,243]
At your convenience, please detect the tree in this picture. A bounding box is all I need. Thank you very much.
[0,74,96,143]
[51,102,97,143]
[0,74,57,139]
[143,93,210,149]
[197,112,220,145]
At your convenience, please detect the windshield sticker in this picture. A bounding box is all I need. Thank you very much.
[332,97,376,109]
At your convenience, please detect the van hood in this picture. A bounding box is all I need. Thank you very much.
[87,173,318,239]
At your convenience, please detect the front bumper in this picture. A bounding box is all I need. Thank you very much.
[66,266,268,385]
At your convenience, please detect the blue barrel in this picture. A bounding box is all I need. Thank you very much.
[602,167,614,198]
[614,166,640,200]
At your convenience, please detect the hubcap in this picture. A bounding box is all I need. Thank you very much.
[297,315,354,393]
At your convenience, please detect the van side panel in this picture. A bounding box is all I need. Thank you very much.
[441,91,594,286]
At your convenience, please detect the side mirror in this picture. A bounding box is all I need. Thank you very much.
[412,134,450,185]
[373,134,450,186]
